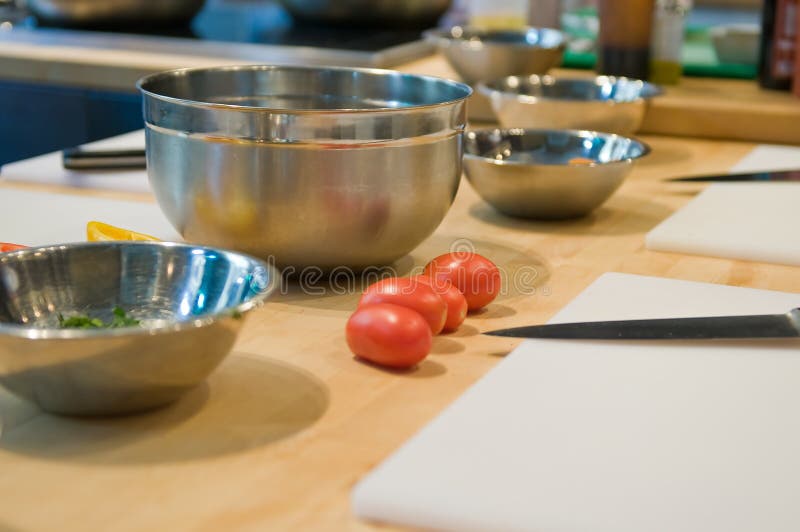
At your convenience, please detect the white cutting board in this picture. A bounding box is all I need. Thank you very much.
[731,144,800,173]
[0,130,149,194]
[0,188,180,245]
[646,183,800,266]
[645,143,800,266]
[352,272,800,532]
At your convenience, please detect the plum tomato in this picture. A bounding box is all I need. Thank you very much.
[423,252,501,311]
[415,276,468,332]
[359,277,447,334]
[346,303,432,369]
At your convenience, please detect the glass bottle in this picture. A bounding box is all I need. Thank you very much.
[597,0,655,79]
[650,0,691,85]
[758,0,798,91]
[467,0,528,29]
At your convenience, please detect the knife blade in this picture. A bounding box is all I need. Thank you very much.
[667,169,800,182]
[484,308,800,340]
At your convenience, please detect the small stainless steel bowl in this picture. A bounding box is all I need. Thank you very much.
[464,128,650,220]
[0,242,279,416]
[138,65,471,271]
[479,75,662,135]
[424,26,567,85]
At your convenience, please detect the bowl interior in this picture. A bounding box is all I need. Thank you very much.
[0,243,275,332]
[483,75,661,102]
[138,66,472,111]
[465,129,649,166]
[428,26,566,49]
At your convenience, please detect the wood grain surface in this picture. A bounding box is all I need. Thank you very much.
[1,43,800,145]
[0,57,799,532]
[404,55,800,145]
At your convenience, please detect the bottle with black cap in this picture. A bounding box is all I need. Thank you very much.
[759,0,798,91]
[597,0,655,80]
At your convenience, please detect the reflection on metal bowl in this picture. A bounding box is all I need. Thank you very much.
[138,65,472,271]
[0,242,278,416]
[464,128,650,219]
[479,75,662,135]
[424,26,567,85]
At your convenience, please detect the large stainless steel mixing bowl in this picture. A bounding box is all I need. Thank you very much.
[277,0,452,27]
[0,242,278,416]
[138,65,471,271]
[464,129,650,219]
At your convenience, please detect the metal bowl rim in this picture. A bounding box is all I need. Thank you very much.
[464,127,652,168]
[423,26,568,51]
[136,64,473,114]
[477,75,663,103]
[0,241,280,340]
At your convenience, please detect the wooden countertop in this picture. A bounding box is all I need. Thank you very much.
[1,56,800,531]
[0,32,800,144]
[405,55,800,145]
[2,34,800,144]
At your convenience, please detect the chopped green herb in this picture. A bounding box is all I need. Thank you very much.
[57,314,104,328]
[58,307,141,329]
[110,306,141,328]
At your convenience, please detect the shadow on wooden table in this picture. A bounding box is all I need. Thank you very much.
[276,234,551,311]
[443,323,480,337]
[468,194,674,236]
[431,337,465,355]
[634,139,695,171]
[0,353,328,465]
[468,304,518,320]
[354,356,448,376]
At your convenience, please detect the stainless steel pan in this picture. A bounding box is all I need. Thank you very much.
[277,0,452,27]
[26,0,206,26]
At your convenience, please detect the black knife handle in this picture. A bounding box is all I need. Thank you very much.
[62,147,147,171]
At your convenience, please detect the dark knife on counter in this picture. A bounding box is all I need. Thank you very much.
[484,308,800,340]
[667,169,800,182]
[62,147,146,170]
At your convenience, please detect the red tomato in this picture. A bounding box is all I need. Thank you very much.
[346,303,432,369]
[415,276,468,332]
[0,243,26,252]
[423,252,501,311]
[359,277,447,334]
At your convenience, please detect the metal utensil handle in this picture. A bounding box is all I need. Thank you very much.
[788,308,800,334]
[62,148,146,171]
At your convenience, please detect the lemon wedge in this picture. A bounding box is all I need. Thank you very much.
[86,221,160,242]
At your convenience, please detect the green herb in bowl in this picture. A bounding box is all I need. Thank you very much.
[58,307,141,329]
